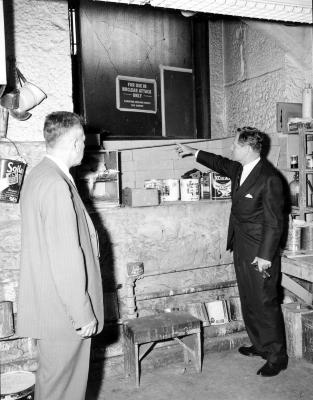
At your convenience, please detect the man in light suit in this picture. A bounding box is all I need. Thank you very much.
[176,127,288,377]
[17,112,104,400]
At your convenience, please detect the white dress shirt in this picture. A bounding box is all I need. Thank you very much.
[240,157,260,185]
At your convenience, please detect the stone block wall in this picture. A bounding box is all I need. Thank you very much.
[222,20,312,135]
[4,0,72,142]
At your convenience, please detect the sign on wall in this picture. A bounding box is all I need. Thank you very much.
[116,75,157,113]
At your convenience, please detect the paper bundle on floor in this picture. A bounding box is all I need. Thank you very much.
[205,300,229,325]
[228,296,243,321]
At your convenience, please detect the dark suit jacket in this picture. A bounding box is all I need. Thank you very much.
[17,157,104,340]
[197,150,284,262]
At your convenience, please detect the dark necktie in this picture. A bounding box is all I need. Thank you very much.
[234,171,242,192]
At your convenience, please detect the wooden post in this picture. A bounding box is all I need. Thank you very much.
[282,302,313,358]
[0,301,14,339]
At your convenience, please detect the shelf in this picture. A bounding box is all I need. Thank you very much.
[282,168,313,173]
[291,206,313,214]
[282,168,299,172]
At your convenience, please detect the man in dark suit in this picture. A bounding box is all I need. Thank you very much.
[17,112,104,399]
[176,127,288,377]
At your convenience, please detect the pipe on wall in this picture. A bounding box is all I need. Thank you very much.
[136,279,238,301]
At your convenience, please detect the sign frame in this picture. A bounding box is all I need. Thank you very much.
[116,75,157,114]
[160,65,195,137]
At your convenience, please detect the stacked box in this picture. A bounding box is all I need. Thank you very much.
[282,302,313,358]
[302,312,313,363]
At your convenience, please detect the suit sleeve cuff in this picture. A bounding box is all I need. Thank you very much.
[195,149,200,160]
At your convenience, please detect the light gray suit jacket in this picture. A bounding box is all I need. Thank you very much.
[17,157,104,340]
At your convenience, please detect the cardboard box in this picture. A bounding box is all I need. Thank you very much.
[122,188,159,207]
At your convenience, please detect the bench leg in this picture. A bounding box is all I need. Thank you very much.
[178,332,202,372]
[123,335,134,379]
[195,331,202,372]
[123,338,140,387]
[135,343,140,388]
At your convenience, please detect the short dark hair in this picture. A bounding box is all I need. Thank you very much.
[43,111,83,148]
[236,126,265,153]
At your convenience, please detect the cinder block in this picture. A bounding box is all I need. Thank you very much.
[120,150,133,162]
[135,159,174,171]
[121,160,136,172]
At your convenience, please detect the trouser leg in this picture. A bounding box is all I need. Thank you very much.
[233,248,287,365]
[35,337,91,400]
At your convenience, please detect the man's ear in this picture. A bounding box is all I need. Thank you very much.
[74,138,80,152]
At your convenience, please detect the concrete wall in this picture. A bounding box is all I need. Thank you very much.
[209,18,312,138]
[4,0,72,141]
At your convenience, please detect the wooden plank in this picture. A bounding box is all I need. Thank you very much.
[281,274,313,304]
[281,257,313,283]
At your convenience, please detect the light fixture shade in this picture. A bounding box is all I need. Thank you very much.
[10,82,46,121]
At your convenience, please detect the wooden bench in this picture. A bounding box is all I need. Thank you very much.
[123,311,202,387]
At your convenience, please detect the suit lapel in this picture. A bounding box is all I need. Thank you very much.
[232,159,262,205]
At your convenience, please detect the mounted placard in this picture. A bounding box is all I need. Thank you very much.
[116,75,157,114]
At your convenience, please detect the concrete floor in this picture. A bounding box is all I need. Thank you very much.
[86,349,313,400]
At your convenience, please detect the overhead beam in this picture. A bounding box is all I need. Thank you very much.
[93,0,312,24]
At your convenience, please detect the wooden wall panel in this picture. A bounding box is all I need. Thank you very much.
[79,1,192,137]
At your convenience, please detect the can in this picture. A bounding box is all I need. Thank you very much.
[144,179,163,202]
[284,219,306,252]
[200,172,211,199]
[306,155,313,169]
[211,173,231,200]
[0,158,27,203]
[144,179,163,190]
[0,371,35,400]
[161,179,180,202]
[290,155,298,169]
[180,178,200,201]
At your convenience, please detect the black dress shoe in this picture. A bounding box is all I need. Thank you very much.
[257,361,287,377]
[238,346,267,360]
